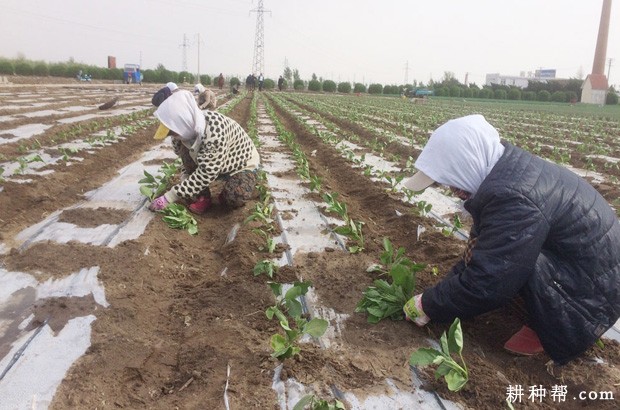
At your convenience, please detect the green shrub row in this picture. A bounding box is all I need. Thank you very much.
[433,86,580,103]
[0,57,224,85]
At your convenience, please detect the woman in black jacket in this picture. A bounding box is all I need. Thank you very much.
[403,114,620,364]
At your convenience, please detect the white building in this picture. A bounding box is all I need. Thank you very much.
[581,73,608,105]
[485,69,557,89]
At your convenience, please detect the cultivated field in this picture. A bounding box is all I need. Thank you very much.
[1,80,619,409]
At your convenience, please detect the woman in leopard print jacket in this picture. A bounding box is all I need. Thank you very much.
[149,90,260,214]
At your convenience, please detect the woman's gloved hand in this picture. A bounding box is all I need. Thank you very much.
[149,190,178,211]
[149,195,169,211]
[404,294,430,326]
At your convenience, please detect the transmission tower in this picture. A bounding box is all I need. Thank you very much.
[250,1,270,75]
[180,33,189,72]
[404,61,409,84]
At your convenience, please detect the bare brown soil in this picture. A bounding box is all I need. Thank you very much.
[1,84,618,410]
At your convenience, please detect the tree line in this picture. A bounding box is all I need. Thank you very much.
[1,57,617,104]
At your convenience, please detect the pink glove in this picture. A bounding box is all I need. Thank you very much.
[404,294,430,326]
[149,195,169,211]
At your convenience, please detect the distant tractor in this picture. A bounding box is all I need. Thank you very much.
[123,64,143,84]
[406,88,434,98]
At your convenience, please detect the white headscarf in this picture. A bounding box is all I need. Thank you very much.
[194,83,206,94]
[414,114,505,195]
[166,82,178,92]
[154,90,206,145]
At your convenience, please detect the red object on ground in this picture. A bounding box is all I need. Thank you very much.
[504,325,545,356]
[188,195,212,214]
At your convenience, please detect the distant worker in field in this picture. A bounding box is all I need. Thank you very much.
[148,90,260,214]
[403,114,620,365]
[217,73,225,90]
[231,83,240,95]
[193,84,217,110]
[278,76,284,91]
[245,74,256,91]
[152,82,178,107]
[258,73,264,91]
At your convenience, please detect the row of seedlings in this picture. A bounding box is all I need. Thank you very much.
[262,95,468,407]
[268,93,467,238]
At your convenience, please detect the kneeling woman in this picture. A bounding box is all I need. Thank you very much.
[149,90,260,213]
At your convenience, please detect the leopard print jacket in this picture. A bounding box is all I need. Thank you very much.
[171,110,260,200]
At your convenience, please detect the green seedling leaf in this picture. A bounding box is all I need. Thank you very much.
[268,282,282,297]
[348,245,363,254]
[434,361,452,379]
[445,370,468,392]
[160,204,198,235]
[409,318,468,392]
[138,170,156,184]
[285,298,303,319]
[440,331,450,355]
[270,334,290,358]
[409,347,443,367]
[284,282,311,300]
[292,395,314,410]
[271,308,289,328]
[356,278,410,323]
[265,306,278,320]
[254,259,277,278]
[448,318,464,354]
[139,185,154,199]
[303,318,328,338]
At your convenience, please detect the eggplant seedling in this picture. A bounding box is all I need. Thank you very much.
[293,395,345,410]
[266,281,328,360]
[323,191,365,253]
[244,198,275,230]
[160,204,198,235]
[139,159,180,200]
[357,238,424,323]
[368,238,426,278]
[309,174,322,193]
[252,228,277,253]
[413,200,432,217]
[409,318,469,392]
[384,174,404,193]
[442,214,463,237]
[253,259,278,278]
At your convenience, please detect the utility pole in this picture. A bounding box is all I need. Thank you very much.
[180,33,189,72]
[404,61,409,85]
[196,33,202,82]
[250,0,271,75]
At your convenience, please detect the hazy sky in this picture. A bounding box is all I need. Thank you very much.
[2,0,618,86]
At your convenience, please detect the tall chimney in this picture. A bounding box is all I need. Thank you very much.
[592,0,612,75]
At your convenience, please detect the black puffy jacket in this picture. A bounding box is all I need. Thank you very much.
[422,142,620,364]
